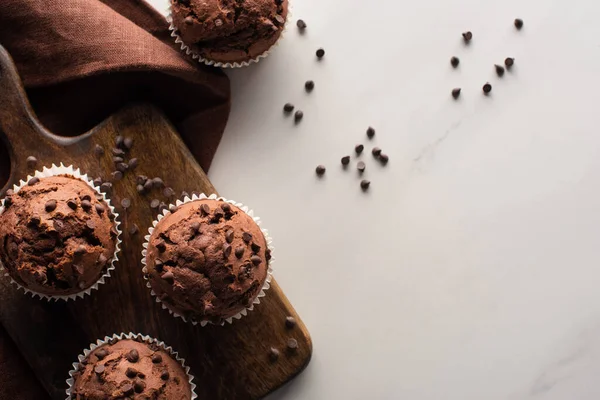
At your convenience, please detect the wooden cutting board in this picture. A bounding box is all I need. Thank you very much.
[0,46,311,400]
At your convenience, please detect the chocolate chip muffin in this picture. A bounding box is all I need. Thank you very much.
[145,199,271,324]
[171,0,288,65]
[0,175,118,297]
[70,337,192,400]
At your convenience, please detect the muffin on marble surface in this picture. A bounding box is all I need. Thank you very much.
[69,335,194,400]
[170,0,288,66]
[0,174,118,297]
[144,197,272,324]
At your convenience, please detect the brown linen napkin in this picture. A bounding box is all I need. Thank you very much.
[0,0,231,398]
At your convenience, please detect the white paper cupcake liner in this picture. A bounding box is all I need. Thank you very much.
[141,193,274,326]
[167,3,290,68]
[0,164,122,301]
[65,332,197,400]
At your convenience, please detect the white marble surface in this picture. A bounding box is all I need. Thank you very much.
[148,0,600,398]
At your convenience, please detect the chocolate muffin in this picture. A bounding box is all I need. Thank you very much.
[145,199,271,324]
[70,337,192,400]
[171,0,288,65]
[0,175,118,297]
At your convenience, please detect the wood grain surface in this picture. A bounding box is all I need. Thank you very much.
[0,45,311,400]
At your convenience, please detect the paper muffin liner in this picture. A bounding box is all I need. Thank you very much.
[167,3,290,68]
[65,332,197,400]
[142,193,274,326]
[0,164,122,301]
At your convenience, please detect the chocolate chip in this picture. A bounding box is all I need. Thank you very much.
[150,199,160,209]
[315,165,326,176]
[94,145,104,157]
[136,184,145,194]
[235,246,245,259]
[126,367,137,378]
[184,15,194,24]
[215,18,223,26]
[94,364,105,374]
[225,229,234,243]
[221,203,231,213]
[66,199,78,210]
[372,147,382,157]
[134,380,145,393]
[93,178,103,188]
[26,156,37,168]
[144,180,154,192]
[366,127,375,139]
[74,245,86,255]
[3,196,11,209]
[123,137,133,150]
[242,232,252,243]
[81,200,92,211]
[514,18,523,30]
[45,200,56,212]
[95,203,105,214]
[285,316,297,328]
[154,259,164,272]
[156,241,166,253]
[111,170,123,181]
[495,64,505,77]
[462,31,473,42]
[450,56,460,68]
[163,187,174,197]
[341,156,350,166]
[115,136,124,148]
[275,14,285,25]
[113,156,123,164]
[100,182,112,193]
[81,194,92,201]
[223,243,232,258]
[505,57,514,68]
[360,180,371,190]
[452,88,461,99]
[112,148,125,156]
[160,370,169,380]
[126,349,139,363]
[355,144,364,155]
[269,347,280,362]
[266,249,272,260]
[305,80,315,92]
[379,154,389,164]
[283,103,294,113]
[296,19,306,29]
[122,383,134,395]
[169,204,178,213]
[151,178,164,188]
[161,271,175,284]
[200,203,210,215]
[86,219,95,229]
[128,158,138,169]
[251,255,262,266]
[483,82,492,94]
[95,348,108,360]
[287,338,298,350]
[181,191,190,198]
[357,161,366,172]
[116,163,128,173]
[136,175,148,185]
[316,48,325,58]
[212,208,224,222]
[27,177,39,186]
[151,353,162,364]
[294,110,304,123]
[191,221,200,232]
[251,243,261,253]
[129,224,139,235]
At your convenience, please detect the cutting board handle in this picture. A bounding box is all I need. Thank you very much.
[0,45,57,156]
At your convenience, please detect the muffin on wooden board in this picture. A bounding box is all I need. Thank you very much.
[143,196,272,325]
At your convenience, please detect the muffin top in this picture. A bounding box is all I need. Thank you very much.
[171,0,288,63]
[0,175,117,296]
[71,338,192,400]
[145,199,271,323]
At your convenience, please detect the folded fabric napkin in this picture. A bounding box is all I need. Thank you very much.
[0,0,231,398]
